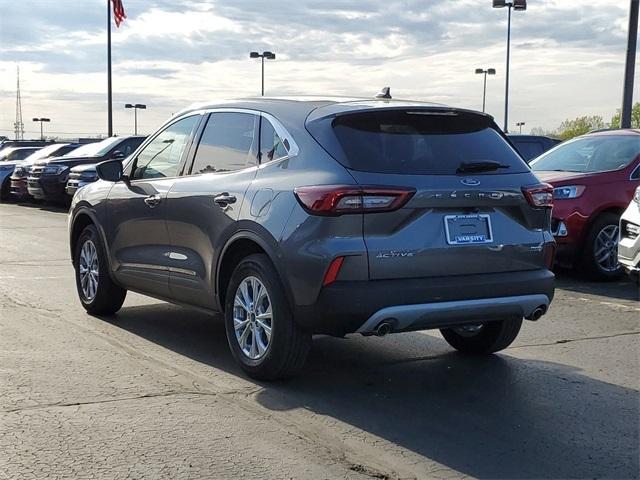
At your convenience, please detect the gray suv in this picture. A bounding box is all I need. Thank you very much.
[68,97,555,380]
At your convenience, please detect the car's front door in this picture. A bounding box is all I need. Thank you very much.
[106,115,201,297]
[164,111,260,309]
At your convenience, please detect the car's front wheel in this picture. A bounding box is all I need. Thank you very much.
[224,254,311,380]
[74,225,126,315]
[440,318,522,354]
[582,213,624,280]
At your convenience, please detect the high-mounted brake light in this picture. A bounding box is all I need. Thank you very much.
[522,183,553,208]
[294,185,415,216]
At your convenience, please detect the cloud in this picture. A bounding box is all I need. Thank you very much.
[0,0,636,137]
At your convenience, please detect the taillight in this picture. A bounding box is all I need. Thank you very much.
[294,185,415,216]
[522,183,554,208]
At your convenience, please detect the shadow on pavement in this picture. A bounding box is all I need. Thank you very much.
[110,303,639,480]
[554,269,639,302]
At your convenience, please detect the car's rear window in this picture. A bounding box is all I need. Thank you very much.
[307,109,528,175]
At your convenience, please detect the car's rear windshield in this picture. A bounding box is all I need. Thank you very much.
[307,109,528,175]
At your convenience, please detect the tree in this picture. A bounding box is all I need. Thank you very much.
[610,102,640,129]
[555,115,605,140]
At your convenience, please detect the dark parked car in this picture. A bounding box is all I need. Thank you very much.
[28,136,145,203]
[508,134,561,161]
[69,97,555,380]
[0,147,42,199]
[10,143,83,200]
[530,129,640,279]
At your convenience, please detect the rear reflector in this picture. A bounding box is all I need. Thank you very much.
[543,243,556,269]
[522,183,554,208]
[323,256,345,286]
[294,185,415,216]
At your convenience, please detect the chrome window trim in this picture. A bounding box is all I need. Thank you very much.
[630,163,640,181]
[185,107,299,175]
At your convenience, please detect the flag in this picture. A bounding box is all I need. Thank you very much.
[111,0,127,28]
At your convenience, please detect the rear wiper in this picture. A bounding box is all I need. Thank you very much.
[457,161,511,173]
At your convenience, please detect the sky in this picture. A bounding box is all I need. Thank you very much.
[0,0,637,139]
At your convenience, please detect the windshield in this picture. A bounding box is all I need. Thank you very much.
[61,137,120,158]
[307,109,528,175]
[530,135,640,173]
[24,144,67,161]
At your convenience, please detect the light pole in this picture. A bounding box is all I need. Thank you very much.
[475,68,496,113]
[124,103,146,135]
[249,51,276,96]
[516,121,526,133]
[621,0,638,128]
[32,117,50,140]
[493,0,527,132]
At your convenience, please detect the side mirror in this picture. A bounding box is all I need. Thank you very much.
[112,150,125,159]
[96,159,124,182]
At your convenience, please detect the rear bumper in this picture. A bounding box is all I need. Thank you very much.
[294,269,555,335]
[357,294,549,335]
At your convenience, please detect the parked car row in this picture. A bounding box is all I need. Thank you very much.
[529,129,640,280]
[0,136,145,204]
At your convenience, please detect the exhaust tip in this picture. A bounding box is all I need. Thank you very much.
[375,321,393,337]
[526,305,546,321]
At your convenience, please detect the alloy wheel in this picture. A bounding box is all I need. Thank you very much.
[593,224,620,273]
[79,239,99,300]
[233,276,272,360]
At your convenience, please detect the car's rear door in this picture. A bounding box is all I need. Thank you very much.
[307,108,551,280]
[106,115,200,297]
[165,111,260,309]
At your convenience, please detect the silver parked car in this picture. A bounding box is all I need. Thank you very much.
[618,186,640,282]
[68,96,556,380]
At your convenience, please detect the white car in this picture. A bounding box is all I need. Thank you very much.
[618,186,640,282]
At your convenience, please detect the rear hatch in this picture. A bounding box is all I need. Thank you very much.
[307,106,551,280]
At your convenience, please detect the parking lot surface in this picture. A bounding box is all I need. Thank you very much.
[1,202,638,479]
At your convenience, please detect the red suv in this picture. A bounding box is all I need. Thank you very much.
[530,129,640,280]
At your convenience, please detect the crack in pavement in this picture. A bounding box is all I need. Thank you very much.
[2,389,259,414]
[508,330,640,349]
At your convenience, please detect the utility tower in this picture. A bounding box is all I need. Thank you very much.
[14,65,24,140]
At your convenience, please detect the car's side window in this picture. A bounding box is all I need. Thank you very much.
[132,116,198,180]
[260,118,288,163]
[190,113,259,175]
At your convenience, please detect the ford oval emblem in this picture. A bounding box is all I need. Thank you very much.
[460,178,480,186]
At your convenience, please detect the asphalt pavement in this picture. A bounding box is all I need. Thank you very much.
[1,202,638,480]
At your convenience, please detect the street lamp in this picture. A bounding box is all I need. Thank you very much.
[32,117,50,140]
[516,121,526,133]
[493,0,527,132]
[124,103,147,135]
[475,68,496,113]
[249,51,276,96]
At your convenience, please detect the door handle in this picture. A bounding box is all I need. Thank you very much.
[213,193,237,207]
[144,194,162,208]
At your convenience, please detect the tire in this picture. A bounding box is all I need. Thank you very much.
[74,225,126,315]
[440,318,523,354]
[224,253,311,381]
[0,178,10,202]
[581,213,624,281]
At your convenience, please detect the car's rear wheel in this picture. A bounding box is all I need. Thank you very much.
[0,178,11,202]
[74,225,126,315]
[440,318,522,354]
[224,254,311,381]
[582,213,623,280]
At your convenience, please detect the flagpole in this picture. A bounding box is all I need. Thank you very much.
[107,0,113,137]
